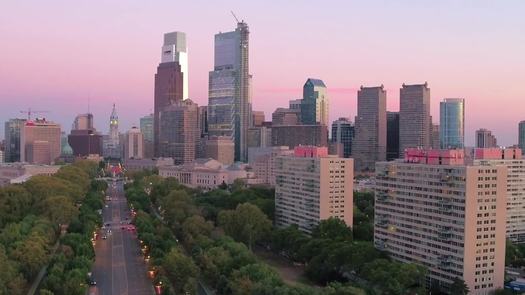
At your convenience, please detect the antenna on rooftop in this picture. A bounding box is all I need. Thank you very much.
[231,11,240,23]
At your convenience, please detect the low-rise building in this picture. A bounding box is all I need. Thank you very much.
[159,158,259,190]
[123,157,174,172]
[0,163,61,186]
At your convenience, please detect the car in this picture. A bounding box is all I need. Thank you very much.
[102,235,107,240]
[88,279,97,286]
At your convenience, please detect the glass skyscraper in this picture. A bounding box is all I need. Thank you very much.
[208,21,251,162]
[439,98,465,149]
[300,78,328,125]
[519,121,525,154]
[331,117,354,158]
[4,118,26,162]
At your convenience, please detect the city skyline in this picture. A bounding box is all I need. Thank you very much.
[1,1,525,146]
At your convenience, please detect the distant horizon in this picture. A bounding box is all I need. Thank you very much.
[1,0,524,146]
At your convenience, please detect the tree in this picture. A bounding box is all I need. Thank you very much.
[162,248,199,294]
[450,277,469,295]
[39,195,78,226]
[312,217,353,241]
[218,203,272,250]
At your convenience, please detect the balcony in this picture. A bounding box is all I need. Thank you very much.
[438,227,453,240]
[437,255,453,269]
[375,239,388,250]
[375,218,389,228]
[440,173,453,183]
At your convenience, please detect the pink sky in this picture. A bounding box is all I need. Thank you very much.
[1,1,524,145]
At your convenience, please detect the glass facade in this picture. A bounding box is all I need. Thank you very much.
[4,118,26,162]
[519,121,525,154]
[331,118,354,158]
[301,79,328,125]
[439,98,464,149]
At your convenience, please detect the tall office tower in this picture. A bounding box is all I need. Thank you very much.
[375,148,506,293]
[440,98,465,149]
[271,107,300,126]
[123,127,144,159]
[301,79,329,125]
[475,128,498,148]
[331,117,354,158]
[205,136,235,165]
[198,106,208,138]
[386,112,399,161]
[289,99,302,111]
[352,86,387,171]
[159,99,199,165]
[399,82,431,156]
[473,148,525,243]
[20,119,61,164]
[247,126,271,148]
[161,32,188,100]
[69,113,102,156]
[252,111,265,127]
[275,146,354,233]
[271,125,328,149]
[140,114,154,158]
[103,104,121,159]
[154,32,186,156]
[208,21,251,162]
[4,118,26,162]
[519,121,525,154]
[72,113,94,130]
[431,123,440,149]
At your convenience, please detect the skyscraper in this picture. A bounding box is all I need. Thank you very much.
[159,99,199,165]
[102,104,121,159]
[399,83,431,156]
[20,119,61,164]
[123,127,144,160]
[68,112,102,156]
[440,98,465,149]
[72,113,94,130]
[4,118,26,162]
[154,32,186,156]
[331,117,354,158]
[476,128,498,148]
[431,123,440,149]
[140,114,154,158]
[301,78,328,125]
[208,21,251,162]
[352,86,387,171]
[386,112,399,161]
[252,111,265,127]
[519,121,525,154]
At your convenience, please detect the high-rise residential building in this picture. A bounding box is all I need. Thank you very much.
[140,114,154,158]
[386,112,399,161]
[159,99,199,165]
[439,98,465,149]
[102,104,121,159]
[208,21,252,162]
[252,111,265,127]
[20,119,61,164]
[399,82,431,156]
[123,127,144,159]
[4,118,26,162]
[473,148,525,243]
[431,123,440,149]
[154,32,186,156]
[271,125,328,150]
[72,113,94,131]
[352,86,387,171]
[375,148,506,293]
[518,121,525,154]
[301,79,328,125]
[272,108,300,126]
[205,136,234,165]
[476,128,498,148]
[331,117,354,158]
[248,146,293,185]
[275,146,354,233]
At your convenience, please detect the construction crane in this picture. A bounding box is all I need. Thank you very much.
[231,11,240,23]
[20,108,49,121]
